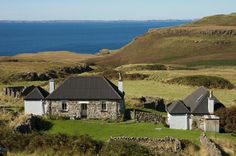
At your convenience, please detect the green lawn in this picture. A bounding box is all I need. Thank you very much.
[47,120,201,144]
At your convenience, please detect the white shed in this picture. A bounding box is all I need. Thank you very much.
[24,87,49,115]
[167,87,221,132]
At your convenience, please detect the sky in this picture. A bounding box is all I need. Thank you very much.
[0,0,235,20]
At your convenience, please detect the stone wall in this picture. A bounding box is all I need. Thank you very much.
[48,100,124,120]
[130,110,165,123]
[200,133,222,156]
[110,136,182,154]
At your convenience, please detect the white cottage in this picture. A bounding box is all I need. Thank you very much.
[24,86,49,115]
[167,86,221,132]
[24,75,125,119]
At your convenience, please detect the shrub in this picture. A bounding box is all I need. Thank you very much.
[215,106,236,133]
[0,132,103,155]
[100,140,153,156]
[123,64,168,71]
[99,68,148,80]
[167,75,234,89]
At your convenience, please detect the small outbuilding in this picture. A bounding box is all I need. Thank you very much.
[24,86,49,115]
[167,86,221,132]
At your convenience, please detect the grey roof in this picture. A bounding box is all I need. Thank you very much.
[46,76,123,100]
[168,86,220,114]
[24,86,49,100]
[167,100,190,114]
[21,85,36,97]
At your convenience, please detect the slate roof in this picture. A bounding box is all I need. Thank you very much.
[167,86,220,115]
[167,100,190,114]
[46,76,123,100]
[21,85,36,97]
[24,86,49,100]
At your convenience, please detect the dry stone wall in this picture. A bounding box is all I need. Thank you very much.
[131,110,165,123]
[110,136,182,154]
[200,133,222,156]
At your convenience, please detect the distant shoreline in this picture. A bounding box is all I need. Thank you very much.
[0,20,190,56]
[0,19,193,23]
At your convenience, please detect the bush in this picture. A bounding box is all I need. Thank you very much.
[167,75,234,89]
[98,68,148,80]
[0,132,103,155]
[215,106,236,133]
[100,140,153,156]
[123,64,168,71]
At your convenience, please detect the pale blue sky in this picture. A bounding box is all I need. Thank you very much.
[0,0,235,20]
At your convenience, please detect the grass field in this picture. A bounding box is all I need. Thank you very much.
[112,66,236,106]
[48,120,201,144]
[47,120,236,145]
[122,80,236,106]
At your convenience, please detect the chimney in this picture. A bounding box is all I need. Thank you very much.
[208,90,214,114]
[49,79,55,93]
[118,73,123,93]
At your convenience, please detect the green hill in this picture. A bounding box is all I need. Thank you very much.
[190,13,236,26]
[93,13,236,67]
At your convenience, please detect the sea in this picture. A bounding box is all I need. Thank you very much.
[0,20,190,56]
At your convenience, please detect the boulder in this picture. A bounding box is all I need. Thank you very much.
[0,146,7,156]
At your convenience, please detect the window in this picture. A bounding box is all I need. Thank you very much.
[101,101,107,111]
[62,101,68,111]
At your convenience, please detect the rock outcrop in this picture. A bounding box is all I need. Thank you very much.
[200,133,222,156]
[141,96,166,112]
[0,146,7,156]
[14,115,51,133]
[9,64,93,81]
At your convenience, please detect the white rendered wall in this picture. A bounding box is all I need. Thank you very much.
[169,114,188,130]
[24,100,44,115]
[167,112,171,125]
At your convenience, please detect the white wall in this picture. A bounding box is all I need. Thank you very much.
[169,114,188,130]
[24,100,44,115]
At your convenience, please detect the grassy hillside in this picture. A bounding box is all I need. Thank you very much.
[93,13,236,67]
[0,51,98,82]
[190,13,236,26]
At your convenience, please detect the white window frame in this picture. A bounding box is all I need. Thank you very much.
[61,101,68,112]
[101,101,107,111]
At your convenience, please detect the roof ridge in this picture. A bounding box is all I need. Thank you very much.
[191,92,209,113]
[102,76,122,99]
[46,77,71,98]
[35,87,45,99]
[24,86,44,100]
[24,87,37,99]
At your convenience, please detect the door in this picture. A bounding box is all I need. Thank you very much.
[81,104,87,117]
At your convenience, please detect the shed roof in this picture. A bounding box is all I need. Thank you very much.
[167,100,190,114]
[24,86,49,100]
[168,86,220,115]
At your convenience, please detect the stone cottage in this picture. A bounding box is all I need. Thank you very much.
[167,86,221,132]
[24,75,125,120]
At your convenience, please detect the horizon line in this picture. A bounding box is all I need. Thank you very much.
[0,19,194,22]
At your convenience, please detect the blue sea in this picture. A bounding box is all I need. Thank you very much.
[0,20,190,56]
